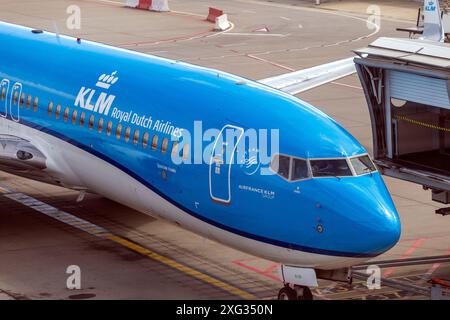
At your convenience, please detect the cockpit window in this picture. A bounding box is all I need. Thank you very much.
[291,158,309,181]
[350,155,377,175]
[310,159,352,177]
[271,154,290,180]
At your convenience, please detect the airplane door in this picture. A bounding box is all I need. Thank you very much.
[0,79,10,118]
[9,82,22,122]
[209,124,244,205]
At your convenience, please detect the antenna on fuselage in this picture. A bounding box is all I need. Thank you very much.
[52,21,61,44]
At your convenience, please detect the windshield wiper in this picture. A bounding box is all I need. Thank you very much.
[362,167,373,176]
[316,172,341,180]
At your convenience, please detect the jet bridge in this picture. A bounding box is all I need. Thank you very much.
[354,37,450,209]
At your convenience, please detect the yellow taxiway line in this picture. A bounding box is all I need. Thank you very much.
[0,184,256,300]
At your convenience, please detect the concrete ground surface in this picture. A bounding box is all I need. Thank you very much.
[1,0,450,300]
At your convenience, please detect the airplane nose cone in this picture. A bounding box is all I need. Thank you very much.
[361,194,401,255]
[310,173,401,257]
[346,173,401,256]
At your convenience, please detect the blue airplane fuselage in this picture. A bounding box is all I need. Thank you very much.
[0,21,401,269]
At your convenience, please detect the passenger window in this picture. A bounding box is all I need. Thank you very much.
[182,143,190,161]
[20,93,25,107]
[63,107,69,122]
[161,138,168,154]
[133,129,140,145]
[142,132,149,148]
[350,155,377,175]
[151,135,158,150]
[72,110,78,124]
[171,141,178,157]
[13,91,18,104]
[310,159,352,177]
[124,127,131,142]
[79,112,86,126]
[32,96,37,111]
[98,118,104,133]
[116,123,122,139]
[88,115,95,129]
[291,158,309,181]
[106,121,113,136]
[271,154,290,180]
[1,87,5,101]
[55,104,61,119]
[47,102,53,116]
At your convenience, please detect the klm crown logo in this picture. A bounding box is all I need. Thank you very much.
[96,71,119,90]
[425,1,436,12]
[74,70,119,116]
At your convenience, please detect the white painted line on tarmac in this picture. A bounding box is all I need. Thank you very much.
[331,81,362,90]
[223,32,290,37]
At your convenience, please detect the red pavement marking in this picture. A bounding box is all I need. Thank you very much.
[232,259,280,282]
[119,29,213,47]
[383,238,425,278]
[425,247,450,276]
[400,233,450,243]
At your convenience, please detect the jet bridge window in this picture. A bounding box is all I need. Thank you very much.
[350,155,377,176]
[310,159,352,178]
[389,101,450,176]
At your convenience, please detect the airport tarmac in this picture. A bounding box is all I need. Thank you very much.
[1,0,450,300]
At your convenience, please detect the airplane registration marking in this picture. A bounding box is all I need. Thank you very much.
[0,184,256,300]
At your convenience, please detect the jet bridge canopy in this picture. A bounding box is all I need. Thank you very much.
[354,37,450,204]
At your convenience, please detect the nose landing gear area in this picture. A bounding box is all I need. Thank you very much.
[278,285,314,300]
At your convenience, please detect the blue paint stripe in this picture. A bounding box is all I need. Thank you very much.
[9,117,378,258]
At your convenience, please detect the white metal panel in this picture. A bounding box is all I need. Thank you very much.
[354,37,450,69]
[389,70,450,109]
